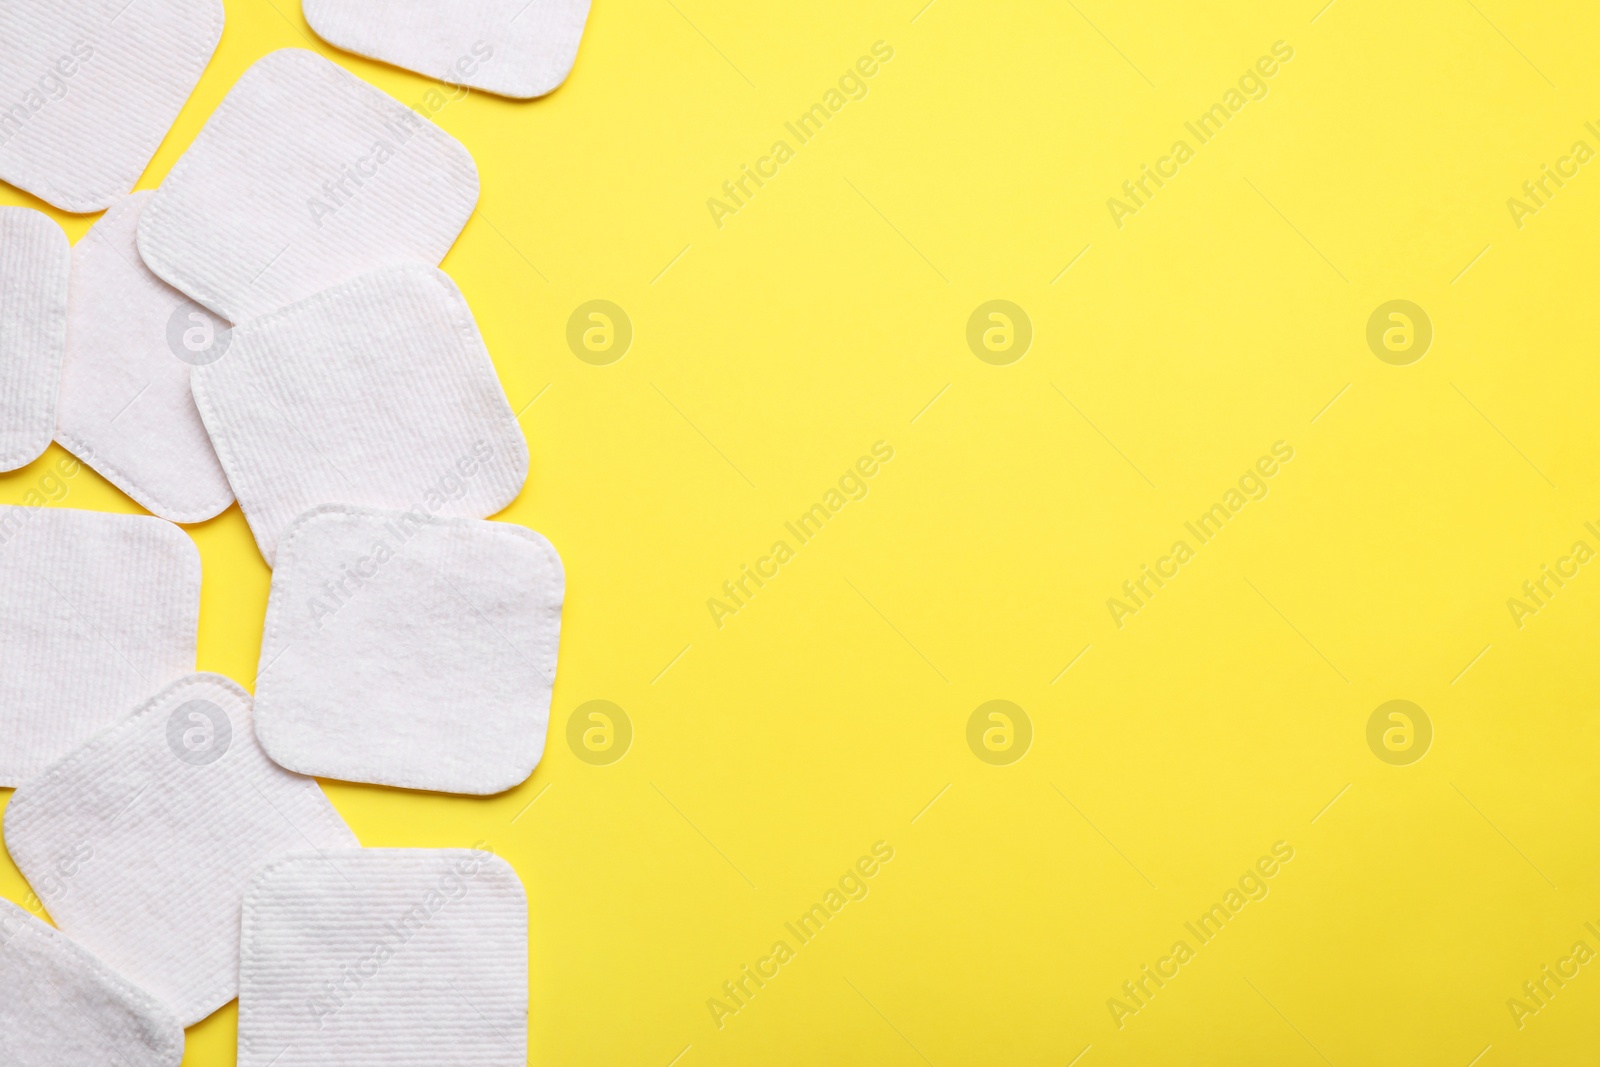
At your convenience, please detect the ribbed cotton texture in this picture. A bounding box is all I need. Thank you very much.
[190,264,528,565]
[135,48,479,323]
[239,849,527,1067]
[256,505,563,794]
[56,192,235,522]
[0,0,222,213]
[3,673,359,1026]
[0,898,184,1067]
[304,0,592,99]
[0,504,198,785]
[0,206,68,472]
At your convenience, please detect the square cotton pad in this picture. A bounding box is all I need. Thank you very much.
[0,505,198,786]
[135,48,479,324]
[190,264,528,565]
[304,0,592,99]
[239,848,527,1067]
[256,505,563,795]
[56,192,234,523]
[0,898,184,1067]
[0,0,223,213]
[2,673,358,1026]
[1,206,69,472]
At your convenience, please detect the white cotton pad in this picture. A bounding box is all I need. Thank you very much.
[136,48,479,324]
[190,264,528,565]
[0,505,198,786]
[0,898,184,1067]
[56,192,234,523]
[2,673,359,1026]
[1,207,69,472]
[0,0,223,213]
[256,505,563,795]
[239,848,527,1067]
[304,0,592,99]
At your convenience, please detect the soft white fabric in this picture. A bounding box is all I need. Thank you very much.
[0,505,198,786]
[304,0,591,99]
[256,505,562,794]
[2,673,359,1026]
[0,206,69,472]
[0,0,222,213]
[56,192,234,522]
[0,898,184,1067]
[239,848,527,1067]
[190,264,528,565]
[136,48,479,323]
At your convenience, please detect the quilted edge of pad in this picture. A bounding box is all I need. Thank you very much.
[0,207,70,472]
[0,0,225,214]
[253,502,564,794]
[188,263,530,567]
[54,193,236,524]
[300,0,592,100]
[242,845,526,908]
[133,47,482,320]
[0,899,186,1067]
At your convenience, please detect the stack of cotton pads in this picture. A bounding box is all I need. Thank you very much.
[1,1,590,1063]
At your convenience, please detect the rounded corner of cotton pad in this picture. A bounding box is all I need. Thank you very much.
[15,184,115,216]
[297,1,354,61]
[247,700,309,783]
[510,43,590,101]
[130,206,191,314]
[17,206,69,245]
[137,513,205,583]
[495,522,567,604]
[0,902,188,1067]
[482,759,540,799]
[0,783,33,853]
[180,670,250,704]
[198,0,228,48]
[253,46,326,73]
[160,492,236,527]
[0,443,47,474]
[243,849,320,900]
[475,849,528,902]
[147,510,203,547]
[279,502,357,542]
[0,205,57,241]
[520,70,577,102]
[110,459,237,527]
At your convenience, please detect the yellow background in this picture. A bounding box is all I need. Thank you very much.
[5,0,1600,1063]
